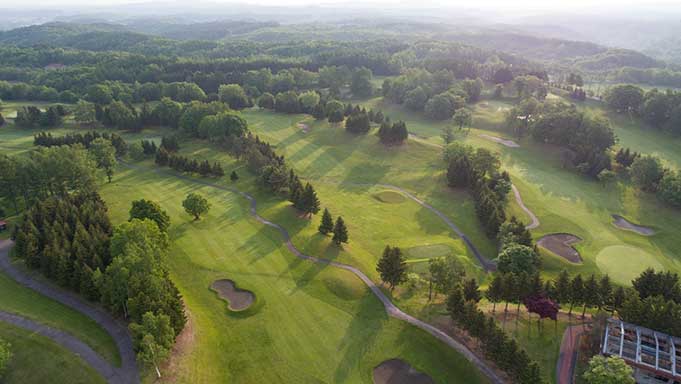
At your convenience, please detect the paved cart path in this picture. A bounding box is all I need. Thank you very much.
[121,161,505,384]
[0,240,139,384]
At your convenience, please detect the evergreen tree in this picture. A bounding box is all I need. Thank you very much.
[486,274,504,313]
[599,275,613,310]
[376,246,407,291]
[318,208,334,235]
[554,269,571,305]
[300,183,320,216]
[464,278,481,303]
[569,274,584,316]
[332,216,349,246]
[230,171,239,182]
[583,274,600,317]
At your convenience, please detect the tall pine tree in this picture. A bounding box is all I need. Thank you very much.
[332,216,348,246]
[318,208,334,235]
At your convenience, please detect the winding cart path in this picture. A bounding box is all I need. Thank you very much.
[0,239,139,384]
[121,161,506,384]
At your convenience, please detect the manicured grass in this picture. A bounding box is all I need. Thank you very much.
[0,270,121,366]
[596,245,662,284]
[347,97,681,281]
[100,164,490,383]
[0,322,106,384]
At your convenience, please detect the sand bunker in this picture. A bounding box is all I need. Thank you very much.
[611,214,655,236]
[537,233,582,263]
[297,122,310,133]
[210,279,255,311]
[478,134,520,148]
[373,359,434,384]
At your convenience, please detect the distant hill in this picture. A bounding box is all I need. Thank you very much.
[124,19,279,41]
[436,30,662,71]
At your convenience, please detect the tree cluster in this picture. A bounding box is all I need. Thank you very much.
[13,192,113,300]
[15,105,66,128]
[33,131,128,157]
[155,148,225,178]
[628,154,681,207]
[445,143,511,237]
[448,285,545,384]
[289,172,320,217]
[0,146,98,214]
[605,85,681,136]
[378,119,408,145]
[99,219,186,342]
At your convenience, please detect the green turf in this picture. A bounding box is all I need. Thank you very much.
[373,190,407,203]
[596,245,663,284]
[405,244,452,260]
[0,269,120,365]
[100,164,490,383]
[0,322,106,384]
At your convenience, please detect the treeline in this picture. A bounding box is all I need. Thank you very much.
[506,99,616,178]
[445,143,511,237]
[607,66,681,89]
[448,287,544,383]
[155,149,225,178]
[13,192,112,299]
[222,132,323,214]
[605,84,681,135]
[0,146,97,213]
[33,131,128,156]
[620,269,681,336]
[15,105,67,128]
[0,37,537,97]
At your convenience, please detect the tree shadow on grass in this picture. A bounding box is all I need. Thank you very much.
[289,241,341,294]
[333,293,388,383]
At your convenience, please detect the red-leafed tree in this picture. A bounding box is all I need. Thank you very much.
[524,295,560,329]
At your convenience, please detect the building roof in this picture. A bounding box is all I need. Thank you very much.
[603,318,681,380]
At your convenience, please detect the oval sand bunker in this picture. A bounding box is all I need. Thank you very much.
[611,215,655,236]
[210,279,255,311]
[373,359,434,384]
[537,233,582,263]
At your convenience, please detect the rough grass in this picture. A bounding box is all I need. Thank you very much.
[0,270,120,366]
[405,244,452,260]
[101,164,490,384]
[373,190,406,204]
[0,322,106,384]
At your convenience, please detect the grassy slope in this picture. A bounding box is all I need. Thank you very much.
[0,323,106,384]
[100,163,489,384]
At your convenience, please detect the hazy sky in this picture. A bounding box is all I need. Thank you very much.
[5,0,681,10]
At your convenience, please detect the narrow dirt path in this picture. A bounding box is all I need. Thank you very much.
[556,324,587,384]
[121,161,505,384]
[0,310,119,382]
[511,185,540,230]
[0,240,139,384]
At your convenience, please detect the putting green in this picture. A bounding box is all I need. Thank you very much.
[596,245,663,284]
[373,190,407,204]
